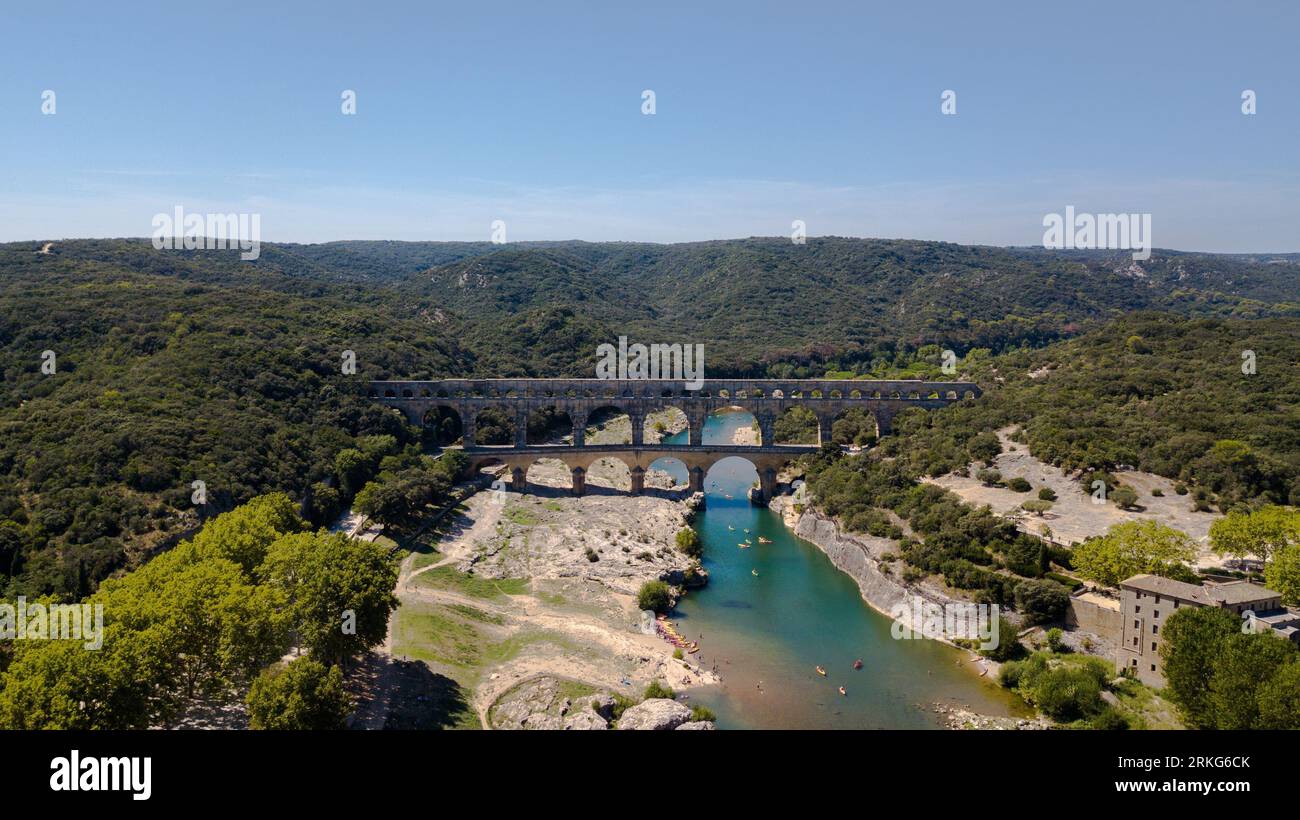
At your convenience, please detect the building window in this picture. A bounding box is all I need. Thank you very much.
[1133,638,1138,646]
[1154,610,1160,619]
[1151,664,1156,672]
[1155,596,1161,604]
[1152,625,1159,634]
[1132,659,1137,667]
[1135,606,1141,613]
[1152,642,1157,651]
[1134,620,1140,629]
[1173,601,1179,608]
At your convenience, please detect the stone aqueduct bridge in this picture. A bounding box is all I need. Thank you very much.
[368,378,980,502]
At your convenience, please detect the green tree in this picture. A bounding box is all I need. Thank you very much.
[968,432,1002,465]
[1211,505,1300,564]
[1071,520,1196,588]
[1159,606,1240,729]
[1256,661,1300,729]
[259,532,399,666]
[334,448,371,497]
[1110,486,1139,510]
[1265,543,1300,606]
[1207,631,1298,729]
[1014,579,1069,625]
[675,528,702,558]
[246,658,352,730]
[1021,499,1052,517]
[636,580,672,613]
[189,492,306,575]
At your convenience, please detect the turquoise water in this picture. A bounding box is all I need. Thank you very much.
[651,410,1027,729]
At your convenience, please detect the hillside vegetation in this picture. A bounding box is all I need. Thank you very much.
[0,238,1296,599]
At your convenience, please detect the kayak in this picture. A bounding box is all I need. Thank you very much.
[853,659,863,670]
[839,686,847,696]
[815,666,826,676]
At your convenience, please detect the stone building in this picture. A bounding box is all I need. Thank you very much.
[1117,574,1298,687]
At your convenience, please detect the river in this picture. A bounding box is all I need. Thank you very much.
[653,409,1028,729]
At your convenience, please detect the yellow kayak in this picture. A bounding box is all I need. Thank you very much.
[751,569,759,577]
[815,665,826,676]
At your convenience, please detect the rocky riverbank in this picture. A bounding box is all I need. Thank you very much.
[384,450,718,729]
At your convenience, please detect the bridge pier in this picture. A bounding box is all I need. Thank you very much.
[688,466,705,494]
[514,408,528,447]
[757,466,777,506]
[757,412,775,447]
[629,466,645,495]
[462,413,477,448]
[571,413,587,447]
[630,410,645,447]
[815,412,835,446]
[510,466,526,492]
[571,466,586,496]
[687,409,707,446]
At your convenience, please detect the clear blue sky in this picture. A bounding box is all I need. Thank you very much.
[2,0,1298,251]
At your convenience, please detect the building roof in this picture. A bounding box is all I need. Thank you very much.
[1120,574,1211,603]
[1204,580,1281,605]
[1120,574,1281,607]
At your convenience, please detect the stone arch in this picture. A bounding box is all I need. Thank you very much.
[473,406,516,446]
[585,404,632,445]
[643,406,688,445]
[704,405,758,445]
[585,456,633,493]
[525,405,573,445]
[423,405,463,447]
[773,404,818,445]
[647,456,689,489]
[826,406,879,448]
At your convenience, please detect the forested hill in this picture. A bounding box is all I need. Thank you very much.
[404,238,1300,372]
[0,237,1296,600]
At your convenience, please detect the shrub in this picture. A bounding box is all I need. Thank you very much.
[976,468,1003,486]
[1045,627,1067,653]
[1029,665,1104,722]
[1111,486,1139,509]
[675,528,702,558]
[672,648,683,660]
[981,615,1023,661]
[643,680,675,700]
[1038,487,1058,502]
[1007,477,1032,493]
[1014,579,1070,625]
[689,704,717,722]
[636,580,672,613]
[1090,707,1130,730]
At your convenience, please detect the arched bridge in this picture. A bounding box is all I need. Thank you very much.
[368,378,980,502]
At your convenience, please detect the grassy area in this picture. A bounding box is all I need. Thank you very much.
[503,505,541,526]
[410,565,530,599]
[1108,676,1183,730]
[448,603,505,625]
